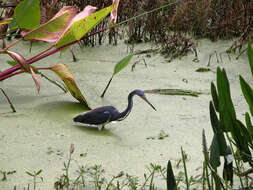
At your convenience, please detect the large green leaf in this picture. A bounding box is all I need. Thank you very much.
[210,135,221,168]
[166,160,176,190]
[235,120,252,162]
[209,101,227,156]
[113,54,134,75]
[22,6,78,42]
[216,67,236,132]
[248,41,253,77]
[100,54,134,97]
[8,18,18,31]
[50,64,89,107]
[245,112,253,144]
[14,0,40,30]
[56,4,116,48]
[240,75,253,116]
[211,82,219,112]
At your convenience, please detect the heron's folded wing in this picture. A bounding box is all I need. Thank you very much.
[77,108,111,125]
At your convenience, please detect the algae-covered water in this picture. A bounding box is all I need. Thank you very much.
[0,39,251,189]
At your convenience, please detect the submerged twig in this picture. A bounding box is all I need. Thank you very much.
[101,75,113,98]
[39,72,67,93]
[144,89,202,97]
[0,88,16,112]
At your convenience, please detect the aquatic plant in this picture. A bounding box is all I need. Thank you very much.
[198,41,253,189]
[0,0,120,110]
[101,53,133,97]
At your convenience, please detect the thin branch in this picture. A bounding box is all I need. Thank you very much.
[0,88,16,112]
[38,72,67,93]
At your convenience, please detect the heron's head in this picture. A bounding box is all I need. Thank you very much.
[134,90,156,111]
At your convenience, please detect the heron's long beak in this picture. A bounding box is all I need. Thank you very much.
[141,96,156,111]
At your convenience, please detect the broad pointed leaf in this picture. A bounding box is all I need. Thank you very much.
[210,134,221,168]
[240,75,253,116]
[166,160,176,190]
[14,0,40,30]
[245,112,253,143]
[217,67,236,132]
[56,4,116,48]
[209,101,227,155]
[50,64,89,107]
[235,120,252,162]
[114,54,133,75]
[22,6,78,42]
[211,82,219,112]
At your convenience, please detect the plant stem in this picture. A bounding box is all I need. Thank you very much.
[65,153,72,189]
[28,44,55,62]
[140,171,155,190]
[4,37,23,50]
[101,75,114,98]
[181,147,190,190]
[0,88,16,112]
[105,176,116,190]
[33,175,36,190]
[38,72,67,93]
[225,133,244,189]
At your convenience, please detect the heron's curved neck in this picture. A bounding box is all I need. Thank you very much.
[118,92,135,121]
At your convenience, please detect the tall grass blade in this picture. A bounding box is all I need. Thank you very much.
[181,147,190,190]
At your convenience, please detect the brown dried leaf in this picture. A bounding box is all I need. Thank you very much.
[1,50,40,93]
[50,64,89,106]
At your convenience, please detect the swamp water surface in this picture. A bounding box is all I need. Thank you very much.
[0,39,251,189]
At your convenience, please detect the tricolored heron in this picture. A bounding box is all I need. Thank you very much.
[73,89,156,130]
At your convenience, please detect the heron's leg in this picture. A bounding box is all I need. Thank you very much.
[98,124,106,131]
[98,125,103,131]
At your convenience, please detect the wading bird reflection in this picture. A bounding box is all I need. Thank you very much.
[73,89,156,130]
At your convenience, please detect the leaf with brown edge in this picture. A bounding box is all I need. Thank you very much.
[50,64,89,107]
[0,50,40,93]
[56,4,117,49]
[21,6,78,42]
[110,0,120,24]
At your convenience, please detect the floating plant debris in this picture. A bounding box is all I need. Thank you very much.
[144,89,202,97]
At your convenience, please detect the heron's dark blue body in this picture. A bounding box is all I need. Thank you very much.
[73,106,120,124]
[73,90,156,130]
